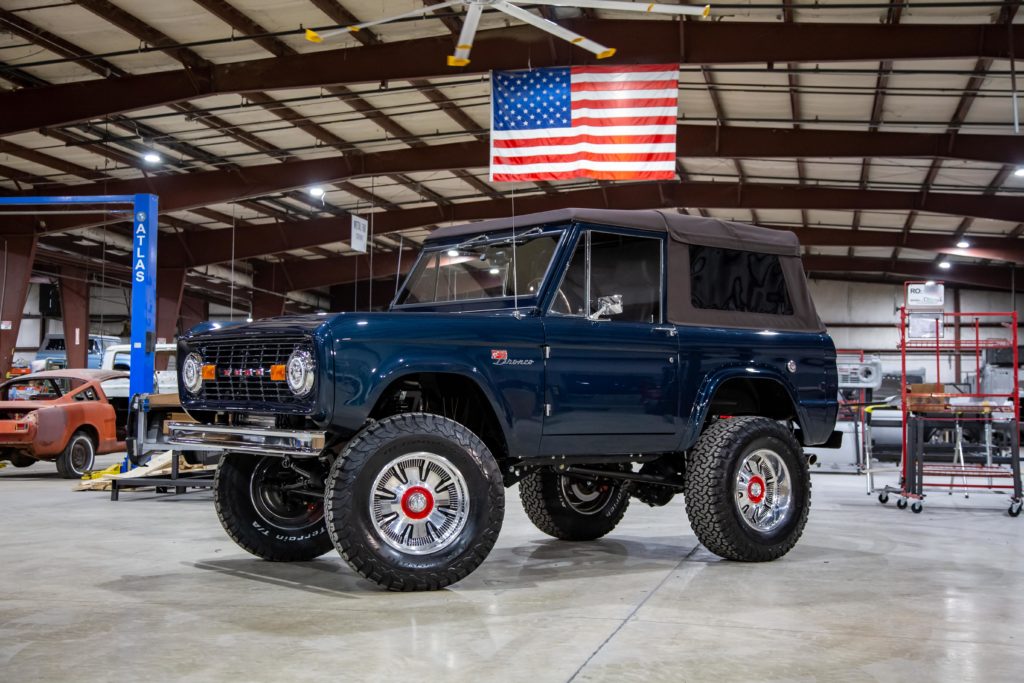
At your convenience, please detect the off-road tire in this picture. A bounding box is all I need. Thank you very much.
[55,431,95,479]
[214,453,333,562]
[519,468,630,541]
[326,413,504,591]
[684,416,810,562]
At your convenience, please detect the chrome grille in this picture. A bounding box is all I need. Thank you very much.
[194,336,312,406]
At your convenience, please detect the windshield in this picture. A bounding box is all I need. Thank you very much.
[395,229,562,306]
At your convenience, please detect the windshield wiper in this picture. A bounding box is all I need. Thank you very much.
[455,226,543,252]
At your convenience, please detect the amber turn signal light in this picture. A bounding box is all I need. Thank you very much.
[270,364,287,381]
[201,365,217,380]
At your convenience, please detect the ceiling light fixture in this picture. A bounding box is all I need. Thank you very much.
[447,249,460,258]
[143,152,161,163]
[1015,167,1024,178]
[308,186,325,198]
[939,261,952,270]
[956,239,970,249]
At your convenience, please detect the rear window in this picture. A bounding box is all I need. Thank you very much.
[2,377,80,401]
[44,337,66,351]
[689,246,793,316]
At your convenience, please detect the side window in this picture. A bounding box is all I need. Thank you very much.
[73,387,99,402]
[550,231,663,323]
[689,246,794,315]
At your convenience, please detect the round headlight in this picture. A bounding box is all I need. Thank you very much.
[286,349,315,397]
[182,352,204,395]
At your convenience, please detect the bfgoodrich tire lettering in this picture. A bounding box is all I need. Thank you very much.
[684,416,810,562]
[326,413,504,591]
[214,453,333,562]
[519,468,630,541]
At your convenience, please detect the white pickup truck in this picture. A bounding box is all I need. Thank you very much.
[99,343,178,396]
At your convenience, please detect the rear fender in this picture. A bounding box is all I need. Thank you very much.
[683,367,807,450]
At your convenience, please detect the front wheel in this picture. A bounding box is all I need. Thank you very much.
[326,413,504,591]
[684,417,810,562]
[214,454,333,562]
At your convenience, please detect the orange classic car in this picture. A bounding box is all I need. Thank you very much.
[0,369,129,478]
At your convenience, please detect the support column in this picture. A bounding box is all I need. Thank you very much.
[59,266,90,369]
[130,194,158,398]
[251,263,286,320]
[0,235,37,378]
[155,267,186,370]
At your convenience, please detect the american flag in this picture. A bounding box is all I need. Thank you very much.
[490,64,679,182]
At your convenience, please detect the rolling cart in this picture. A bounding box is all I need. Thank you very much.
[877,283,1022,516]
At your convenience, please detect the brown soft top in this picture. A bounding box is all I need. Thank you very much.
[427,208,800,257]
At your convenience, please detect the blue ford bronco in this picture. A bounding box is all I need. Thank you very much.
[171,208,839,591]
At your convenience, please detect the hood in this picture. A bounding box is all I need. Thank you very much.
[185,314,332,340]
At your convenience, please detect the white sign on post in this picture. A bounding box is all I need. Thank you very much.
[906,282,944,308]
[351,215,368,253]
[0,321,12,330]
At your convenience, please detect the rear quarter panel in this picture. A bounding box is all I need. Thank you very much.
[679,326,838,449]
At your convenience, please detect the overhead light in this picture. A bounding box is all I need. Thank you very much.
[246,316,253,323]
[489,267,500,275]
[447,249,460,258]
[143,152,161,164]
[956,239,970,249]
[308,186,325,198]
[925,280,936,286]
[1015,168,1024,178]
[939,261,952,270]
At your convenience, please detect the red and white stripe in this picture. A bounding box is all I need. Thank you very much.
[490,64,679,182]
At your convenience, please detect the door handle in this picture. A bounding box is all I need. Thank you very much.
[652,326,678,337]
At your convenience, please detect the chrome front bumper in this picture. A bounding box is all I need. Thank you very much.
[167,422,326,456]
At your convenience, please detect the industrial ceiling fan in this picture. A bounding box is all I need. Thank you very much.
[305,0,711,66]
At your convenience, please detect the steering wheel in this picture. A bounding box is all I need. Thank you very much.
[527,278,573,314]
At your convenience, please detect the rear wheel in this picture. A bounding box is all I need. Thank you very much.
[519,467,630,541]
[214,454,333,562]
[55,431,95,479]
[326,413,504,591]
[684,417,810,562]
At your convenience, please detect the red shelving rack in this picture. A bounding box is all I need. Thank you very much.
[881,285,1022,516]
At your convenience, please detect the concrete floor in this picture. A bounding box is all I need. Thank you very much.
[1,456,1022,682]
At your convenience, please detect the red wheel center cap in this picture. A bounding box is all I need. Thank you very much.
[747,476,766,504]
[401,486,434,520]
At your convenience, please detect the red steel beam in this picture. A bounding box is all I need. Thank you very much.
[0,235,37,377]
[157,206,1024,271]
[1,20,1021,136]
[802,256,1017,291]
[274,251,1018,294]
[58,267,90,369]
[9,124,1024,235]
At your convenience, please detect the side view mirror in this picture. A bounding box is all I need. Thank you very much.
[589,294,623,320]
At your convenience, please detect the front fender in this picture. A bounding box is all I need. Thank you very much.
[682,365,809,450]
[331,342,542,458]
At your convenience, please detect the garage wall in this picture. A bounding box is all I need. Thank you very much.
[12,283,129,366]
[810,279,1024,384]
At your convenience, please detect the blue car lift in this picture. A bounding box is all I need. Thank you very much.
[0,194,158,471]
[0,194,159,398]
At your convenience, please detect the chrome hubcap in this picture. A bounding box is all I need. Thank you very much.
[370,452,469,555]
[734,448,792,533]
